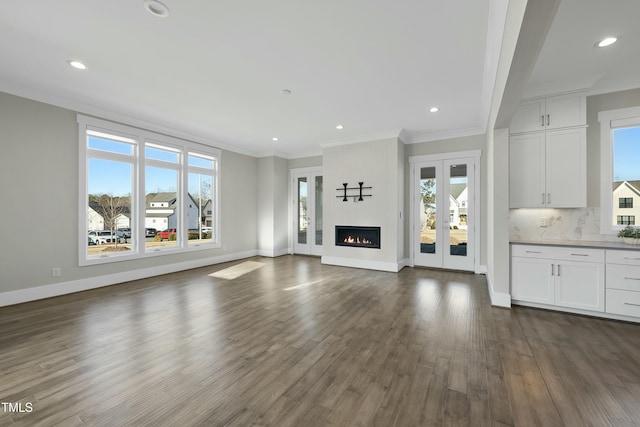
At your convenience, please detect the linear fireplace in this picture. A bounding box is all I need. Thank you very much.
[335,226,381,249]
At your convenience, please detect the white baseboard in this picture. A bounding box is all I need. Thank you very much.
[476,264,488,274]
[398,258,410,271]
[257,247,291,257]
[321,256,402,272]
[486,271,511,308]
[0,250,258,307]
[513,300,639,324]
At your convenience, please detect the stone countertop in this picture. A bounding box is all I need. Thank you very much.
[510,239,640,251]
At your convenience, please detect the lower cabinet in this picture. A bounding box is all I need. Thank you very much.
[511,245,605,312]
[606,250,640,318]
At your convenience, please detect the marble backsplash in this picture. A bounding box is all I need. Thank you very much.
[509,208,619,242]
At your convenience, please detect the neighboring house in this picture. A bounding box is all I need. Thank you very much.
[145,192,200,230]
[613,181,640,225]
[87,206,105,231]
[201,200,213,227]
[450,183,468,228]
[88,200,131,231]
[419,184,468,230]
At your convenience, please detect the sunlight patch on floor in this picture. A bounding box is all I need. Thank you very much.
[283,278,325,291]
[208,261,266,280]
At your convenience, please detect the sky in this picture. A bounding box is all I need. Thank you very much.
[88,136,213,197]
[613,127,640,182]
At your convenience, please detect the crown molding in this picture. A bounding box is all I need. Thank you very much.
[407,126,485,144]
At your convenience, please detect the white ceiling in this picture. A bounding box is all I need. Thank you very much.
[0,0,501,157]
[1,1,636,158]
[524,0,640,98]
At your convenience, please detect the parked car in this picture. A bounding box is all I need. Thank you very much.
[116,228,131,239]
[88,230,124,245]
[88,237,97,246]
[145,228,157,237]
[156,228,177,240]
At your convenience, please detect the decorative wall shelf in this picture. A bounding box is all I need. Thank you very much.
[336,182,372,202]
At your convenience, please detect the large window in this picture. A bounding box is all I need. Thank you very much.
[599,107,640,234]
[79,116,219,265]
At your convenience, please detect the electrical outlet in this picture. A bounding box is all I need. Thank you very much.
[538,217,548,227]
[52,267,61,277]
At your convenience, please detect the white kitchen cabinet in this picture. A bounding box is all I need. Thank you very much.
[509,127,586,208]
[605,250,640,317]
[511,245,605,312]
[510,92,586,134]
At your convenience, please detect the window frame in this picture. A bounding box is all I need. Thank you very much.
[78,115,220,266]
[598,106,640,235]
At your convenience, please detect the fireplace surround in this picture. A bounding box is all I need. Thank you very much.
[335,226,381,249]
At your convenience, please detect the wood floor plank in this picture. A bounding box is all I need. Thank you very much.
[1,255,639,426]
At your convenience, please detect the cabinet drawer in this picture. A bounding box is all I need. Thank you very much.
[606,289,640,318]
[606,249,640,266]
[512,245,604,262]
[606,264,640,292]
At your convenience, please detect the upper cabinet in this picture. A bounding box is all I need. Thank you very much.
[510,92,586,134]
[509,91,587,209]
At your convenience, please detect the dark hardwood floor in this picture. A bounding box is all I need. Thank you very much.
[1,255,639,426]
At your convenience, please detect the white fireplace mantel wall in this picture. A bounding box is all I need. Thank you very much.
[321,137,405,272]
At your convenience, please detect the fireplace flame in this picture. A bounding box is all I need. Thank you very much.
[344,235,373,245]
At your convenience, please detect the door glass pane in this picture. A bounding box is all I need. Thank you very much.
[420,167,436,254]
[449,164,468,257]
[315,176,323,245]
[298,178,308,244]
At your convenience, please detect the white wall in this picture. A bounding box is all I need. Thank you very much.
[257,156,289,256]
[0,91,258,300]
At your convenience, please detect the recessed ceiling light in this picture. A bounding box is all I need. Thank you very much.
[429,107,440,113]
[272,137,279,141]
[595,37,617,48]
[68,60,87,70]
[336,125,344,130]
[144,0,170,17]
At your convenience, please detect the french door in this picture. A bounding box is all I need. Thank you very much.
[292,168,323,255]
[410,151,479,271]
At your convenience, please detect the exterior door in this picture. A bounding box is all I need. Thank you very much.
[411,152,478,272]
[292,169,323,256]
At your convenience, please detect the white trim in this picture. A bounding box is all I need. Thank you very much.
[319,129,403,148]
[486,272,512,308]
[406,127,485,145]
[408,149,482,163]
[257,248,290,257]
[0,250,259,308]
[512,300,639,324]
[476,264,488,275]
[598,106,640,235]
[321,256,403,272]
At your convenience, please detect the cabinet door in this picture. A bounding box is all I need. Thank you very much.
[512,257,555,304]
[510,99,545,134]
[545,93,586,130]
[555,261,605,312]
[509,133,546,208]
[545,128,586,208]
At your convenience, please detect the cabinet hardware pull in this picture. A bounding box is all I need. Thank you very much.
[547,193,551,204]
[570,253,589,257]
[624,277,640,281]
[624,302,640,307]
[525,251,541,253]
[557,264,561,276]
[541,115,544,127]
[547,114,550,126]
[551,264,554,276]
[623,257,640,260]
